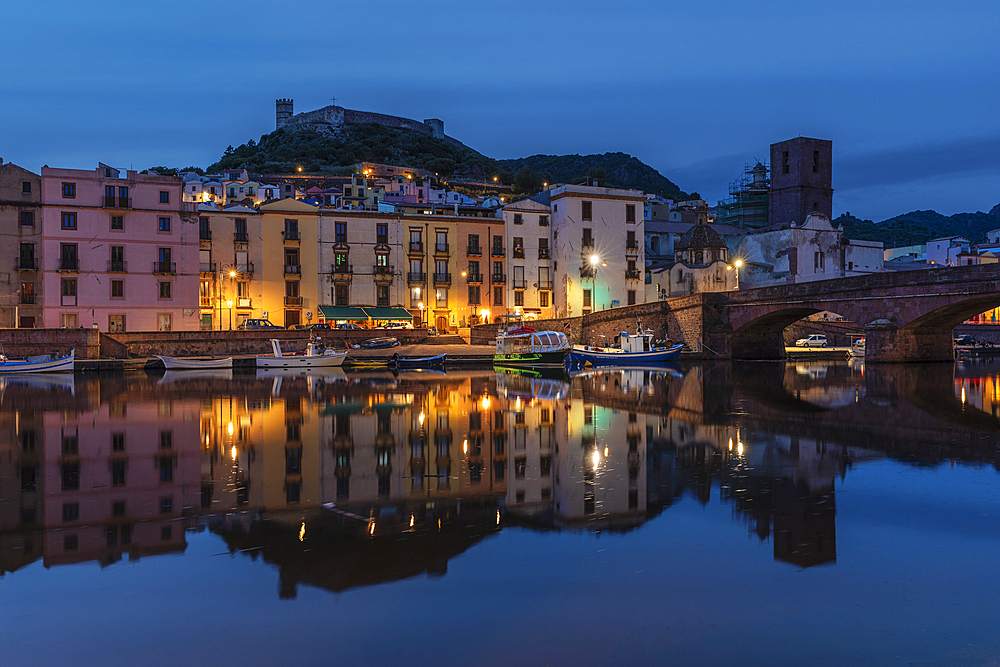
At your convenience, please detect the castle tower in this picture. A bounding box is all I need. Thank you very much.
[276,98,294,130]
[768,137,833,226]
[423,118,445,139]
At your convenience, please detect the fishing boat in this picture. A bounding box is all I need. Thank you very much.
[847,335,865,358]
[0,348,75,373]
[154,355,234,370]
[568,328,683,366]
[493,317,571,369]
[388,352,446,369]
[256,339,347,369]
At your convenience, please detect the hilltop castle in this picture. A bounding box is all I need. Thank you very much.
[276,98,451,143]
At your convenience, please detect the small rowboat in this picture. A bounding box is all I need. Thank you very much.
[388,353,446,369]
[0,348,75,374]
[154,355,234,370]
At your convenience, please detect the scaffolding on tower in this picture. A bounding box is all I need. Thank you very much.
[716,161,769,229]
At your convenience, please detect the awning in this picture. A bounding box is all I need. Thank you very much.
[319,306,369,320]
[362,307,415,320]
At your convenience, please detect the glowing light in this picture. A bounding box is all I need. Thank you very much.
[590,254,600,266]
[437,518,442,531]
[604,446,608,457]
[227,422,234,436]
[297,166,302,172]
[737,441,744,456]
[591,450,601,469]
[515,396,521,409]
[493,176,498,182]
[728,438,733,451]
[418,411,425,426]
[962,386,966,403]
[299,522,306,541]
[496,510,501,525]
[227,299,233,308]
[463,439,468,453]
[409,515,415,528]
[461,271,467,277]
[230,445,237,460]
[229,270,236,278]
[480,309,490,321]
[481,396,491,410]
[734,259,743,268]
[369,521,376,535]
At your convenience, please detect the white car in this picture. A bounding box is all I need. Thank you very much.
[795,334,828,348]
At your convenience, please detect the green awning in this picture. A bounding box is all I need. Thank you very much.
[319,306,369,320]
[361,307,415,320]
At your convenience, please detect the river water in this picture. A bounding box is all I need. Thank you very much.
[1,360,999,666]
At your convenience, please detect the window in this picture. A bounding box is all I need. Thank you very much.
[199,217,211,239]
[538,238,549,259]
[334,251,347,270]
[514,291,524,306]
[436,287,447,307]
[376,223,388,244]
[112,433,125,452]
[468,233,480,252]
[493,286,503,306]
[111,460,126,487]
[284,219,298,240]
[814,252,825,272]
[20,211,34,226]
[377,285,389,306]
[783,151,790,174]
[235,218,247,240]
[813,150,819,173]
[539,215,548,226]
[335,284,348,306]
[513,265,524,288]
[627,230,636,249]
[62,503,79,522]
[20,282,34,304]
[513,237,524,258]
[111,280,124,298]
[62,462,80,490]
[61,278,77,297]
[468,285,480,304]
[111,215,123,230]
[582,201,592,221]
[582,228,593,247]
[583,289,592,308]
[22,181,31,194]
[62,182,76,198]
[335,222,347,243]
[493,261,503,277]
[436,230,448,252]
[285,247,300,270]
[61,212,77,229]
[158,281,172,299]
[626,204,636,223]
[159,191,170,203]
[628,290,636,305]
[513,213,523,225]
[539,291,549,307]
[160,496,173,513]
[158,217,171,232]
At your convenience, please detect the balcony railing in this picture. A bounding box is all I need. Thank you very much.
[467,245,482,256]
[537,279,553,290]
[581,241,595,253]
[374,265,394,282]
[282,230,300,242]
[434,243,450,254]
[408,242,424,253]
[20,293,35,304]
[433,272,452,284]
[407,272,426,283]
[625,269,642,280]
[15,256,38,271]
[512,247,525,259]
[376,236,389,246]
[154,261,176,274]
[625,241,639,253]
[234,232,249,243]
[102,196,132,209]
[284,296,302,307]
[491,274,506,284]
[284,264,302,275]
[538,248,551,259]
[237,298,252,309]
[580,266,596,278]
[466,272,483,284]
[108,261,128,273]
[199,261,216,273]
[332,265,353,280]
[59,258,80,271]
[200,231,212,241]
[237,262,254,275]
[199,297,213,308]
[512,279,527,289]
[491,246,505,257]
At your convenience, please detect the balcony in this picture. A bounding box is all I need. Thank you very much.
[466,244,482,257]
[625,241,639,254]
[237,262,254,275]
[625,269,642,281]
[434,243,450,255]
[407,272,426,283]
[491,274,506,284]
[512,247,525,259]
[538,248,551,260]
[200,231,212,241]
[376,236,389,246]
[466,272,482,284]
[20,293,35,304]
[58,258,80,272]
[408,241,424,254]
[15,256,38,271]
[153,261,176,274]
[512,279,527,289]
[282,230,300,242]
[102,196,132,209]
[284,296,302,307]
[199,296,213,308]
[581,241,595,253]
[284,264,302,275]
[537,279,553,290]
[199,261,216,273]
[332,265,353,282]
[373,265,394,283]
[491,246,505,257]
[238,298,252,309]
[580,266,596,279]
[234,232,249,243]
[108,261,128,273]
[433,272,452,285]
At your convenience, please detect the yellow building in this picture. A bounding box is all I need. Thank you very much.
[260,199,320,327]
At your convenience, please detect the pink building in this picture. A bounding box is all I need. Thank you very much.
[40,164,199,331]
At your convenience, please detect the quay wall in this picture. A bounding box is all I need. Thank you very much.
[0,329,100,359]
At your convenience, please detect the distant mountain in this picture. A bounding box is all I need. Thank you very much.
[838,205,1000,246]
[497,152,687,200]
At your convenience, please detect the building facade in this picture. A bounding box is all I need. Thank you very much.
[197,203,264,330]
[1,162,42,327]
[768,137,834,226]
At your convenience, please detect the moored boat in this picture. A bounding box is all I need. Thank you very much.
[568,329,683,366]
[0,348,75,374]
[847,336,865,358]
[257,339,347,369]
[388,352,446,369]
[493,319,571,369]
[154,355,234,370]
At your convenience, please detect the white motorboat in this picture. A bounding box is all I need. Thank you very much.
[0,348,75,373]
[154,355,234,370]
[493,317,572,368]
[256,339,347,369]
[847,336,865,358]
[568,329,683,366]
[158,369,234,385]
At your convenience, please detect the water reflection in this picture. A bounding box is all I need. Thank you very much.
[3,359,1000,591]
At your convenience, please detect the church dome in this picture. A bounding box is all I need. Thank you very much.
[677,219,726,250]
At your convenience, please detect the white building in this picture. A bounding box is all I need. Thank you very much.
[926,236,971,266]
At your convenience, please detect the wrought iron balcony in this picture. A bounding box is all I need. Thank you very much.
[200,231,212,241]
[434,243,449,255]
[282,230,300,242]
[153,261,176,275]
[537,279,553,290]
[491,274,506,284]
[199,261,216,273]
[625,269,642,280]
[408,241,424,253]
[332,265,353,282]
[20,293,35,304]
[466,244,482,256]
[433,272,452,284]
[373,265,394,282]
[284,264,302,275]
[237,262,254,275]
[102,196,132,209]
[466,272,483,284]
[512,279,527,289]
[284,296,302,307]
[407,272,426,283]
[581,241,595,253]
[625,241,639,253]
[512,247,525,259]
[538,248,551,259]
[108,261,128,273]
[491,246,505,257]
[234,232,249,243]
[580,266,596,278]
[59,258,80,272]
[15,256,38,271]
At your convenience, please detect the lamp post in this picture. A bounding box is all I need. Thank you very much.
[727,259,743,290]
[418,302,425,328]
[590,254,605,310]
[226,300,233,330]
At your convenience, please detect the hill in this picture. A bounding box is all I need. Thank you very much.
[838,205,1000,246]
[497,152,687,200]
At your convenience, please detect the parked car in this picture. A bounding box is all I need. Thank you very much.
[795,334,828,348]
[358,337,400,349]
[954,335,977,346]
[382,322,413,330]
[336,322,365,330]
[290,323,331,330]
[427,326,439,336]
[237,318,285,330]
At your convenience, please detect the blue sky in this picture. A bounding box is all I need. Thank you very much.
[1,0,997,220]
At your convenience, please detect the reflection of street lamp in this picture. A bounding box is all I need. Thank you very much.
[227,300,233,330]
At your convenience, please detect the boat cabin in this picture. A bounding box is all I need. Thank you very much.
[613,330,655,353]
[497,329,570,355]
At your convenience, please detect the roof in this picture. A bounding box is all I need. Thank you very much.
[646,220,745,237]
[319,306,413,321]
[677,219,726,250]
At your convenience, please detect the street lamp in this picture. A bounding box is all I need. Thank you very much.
[418,301,425,328]
[727,259,743,290]
[227,300,233,330]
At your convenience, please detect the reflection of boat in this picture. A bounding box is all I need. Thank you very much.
[343,358,390,368]
[496,367,571,401]
[255,367,347,382]
[154,355,233,370]
[257,339,347,369]
[0,348,74,373]
[358,337,400,349]
[569,329,683,366]
[493,317,571,368]
[0,372,76,393]
[568,363,684,380]
[158,368,234,384]
[388,352,446,369]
